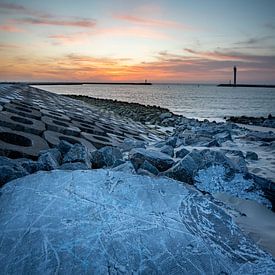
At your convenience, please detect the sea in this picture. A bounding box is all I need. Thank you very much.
[36,84,275,122]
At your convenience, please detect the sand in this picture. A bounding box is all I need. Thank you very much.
[214,192,275,258]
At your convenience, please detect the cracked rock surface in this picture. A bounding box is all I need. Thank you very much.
[0,170,274,274]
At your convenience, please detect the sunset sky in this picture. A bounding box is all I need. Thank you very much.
[0,0,274,83]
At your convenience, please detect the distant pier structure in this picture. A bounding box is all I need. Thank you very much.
[233,66,237,86]
[218,65,275,88]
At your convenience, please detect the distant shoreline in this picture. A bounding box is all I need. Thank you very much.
[0,81,152,86]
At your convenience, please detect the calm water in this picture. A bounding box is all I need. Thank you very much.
[36,84,275,120]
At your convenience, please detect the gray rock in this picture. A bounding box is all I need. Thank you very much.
[39,148,62,163]
[205,139,220,147]
[162,154,198,184]
[0,156,28,185]
[165,136,178,148]
[175,147,190,158]
[160,145,174,157]
[118,138,146,152]
[140,160,159,175]
[159,112,172,121]
[161,117,175,126]
[112,161,136,173]
[129,148,174,172]
[16,158,40,174]
[91,146,123,169]
[244,131,275,142]
[152,141,166,148]
[57,140,73,155]
[59,162,89,170]
[246,151,259,160]
[214,131,232,143]
[63,144,91,167]
[38,148,62,171]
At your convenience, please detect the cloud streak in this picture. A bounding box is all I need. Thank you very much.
[114,14,185,28]
[0,24,23,32]
[1,49,274,83]
[14,17,96,28]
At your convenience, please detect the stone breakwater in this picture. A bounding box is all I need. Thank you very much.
[0,83,275,209]
[65,94,181,126]
[226,114,275,128]
[1,84,275,271]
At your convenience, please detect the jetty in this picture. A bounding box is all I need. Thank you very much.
[218,66,275,88]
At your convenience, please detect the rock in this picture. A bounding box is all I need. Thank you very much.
[129,148,174,172]
[63,143,91,167]
[118,138,146,152]
[195,166,271,208]
[161,117,175,126]
[140,160,159,175]
[246,151,259,160]
[227,155,248,175]
[57,140,73,155]
[246,173,275,210]
[163,154,199,184]
[160,145,174,157]
[1,170,274,273]
[15,158,40,174]
[90,146,123,169]
[214,131,232,143]
[0,156,28,185]
[59,162,89,170]
[137,168,156,177]
[112,161,135,173]
[152,141,166,148]
[165,136,178,148]
[175,147,190,158]
[38,148,61,171]
[205,139,220,147]
[39,148,62,163]
[244,131,275,142]
[159,112,172,121]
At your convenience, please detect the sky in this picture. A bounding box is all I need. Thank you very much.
[0,0,275,83]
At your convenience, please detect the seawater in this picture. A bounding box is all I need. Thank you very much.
[36,84,275,120]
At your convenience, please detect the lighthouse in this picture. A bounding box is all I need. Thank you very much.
[233,66,237,86]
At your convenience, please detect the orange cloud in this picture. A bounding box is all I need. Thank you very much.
[1,50,275,83]
[0,24,23,32]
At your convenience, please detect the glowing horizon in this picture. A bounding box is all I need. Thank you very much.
[0,0,275,84]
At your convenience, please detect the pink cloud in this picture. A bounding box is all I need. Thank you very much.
[114,14,188,29]
[184,48,254,61]
[0,24,23,32]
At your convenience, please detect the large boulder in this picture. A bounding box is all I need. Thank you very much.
[162,154,199,184]
[0,170,274,273]
[63,143,91,168]
[129,148,174,172]
[90,146,123,169]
